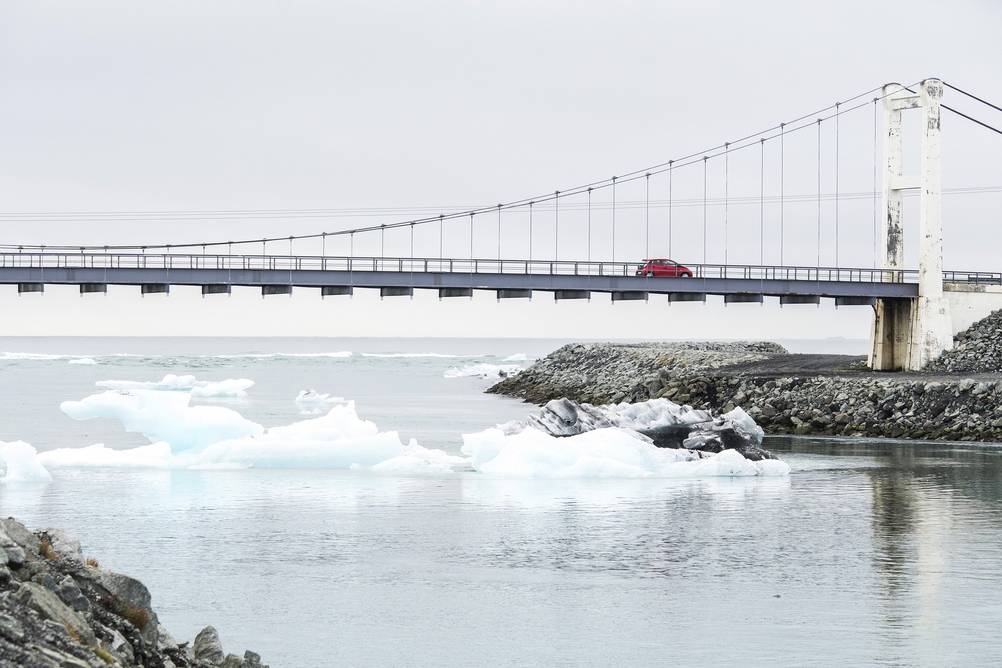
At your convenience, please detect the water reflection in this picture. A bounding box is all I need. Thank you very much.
[2,440,1002,667]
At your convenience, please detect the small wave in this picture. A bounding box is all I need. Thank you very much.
[1,352,73,361]
[360,352,484,359]
[444,363,522,379]
[96,375,254,398]
[207,351,353,359]
[295,390,346,415]
[501,353,530,362]
[68,357,99,366]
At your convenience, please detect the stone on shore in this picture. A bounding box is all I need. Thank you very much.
[0,516,269,668]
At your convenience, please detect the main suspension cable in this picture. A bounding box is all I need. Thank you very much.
[4,83,917,252]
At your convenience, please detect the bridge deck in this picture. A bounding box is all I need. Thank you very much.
[1,252,998,299]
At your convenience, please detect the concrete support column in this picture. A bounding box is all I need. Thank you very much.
[870,84,911,371]
[881,85,905,273]
[909,78,953,368]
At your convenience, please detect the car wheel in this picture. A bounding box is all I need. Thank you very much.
[682,272,692,278]
[645,271,654,277]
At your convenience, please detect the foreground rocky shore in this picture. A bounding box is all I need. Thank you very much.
[0,518,265,668]
[490,336,1002,442]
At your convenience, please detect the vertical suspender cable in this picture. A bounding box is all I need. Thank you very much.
[321,232,326,258]
[780,123,785,266]
[611,176,617,263]
[668,161,673,258]
[469,212,474,260]
[760,138,765,266]
[816,119,822,268]
[835,101,840,267]
[529,201,534,262]
[644,174,651,259]
[497,204,502,261]
[587,187,593,263]
[724,144,729,267]
[439,215,444,260]
[380,224,385,259]
[554,191,560,261]
[702,157,708,266]
[410,222,414,259]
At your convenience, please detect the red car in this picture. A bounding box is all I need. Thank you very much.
[635,258,693,277]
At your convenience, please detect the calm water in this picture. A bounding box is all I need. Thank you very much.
[1,337,1001,667]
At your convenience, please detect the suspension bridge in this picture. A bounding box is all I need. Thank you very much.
[2,78,1001,371]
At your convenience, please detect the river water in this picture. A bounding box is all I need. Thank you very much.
[1,337,1000,667]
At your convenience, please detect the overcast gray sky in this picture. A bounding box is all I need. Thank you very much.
[1,0,999,338]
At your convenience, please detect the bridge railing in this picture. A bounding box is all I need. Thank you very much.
[0,251,998,285]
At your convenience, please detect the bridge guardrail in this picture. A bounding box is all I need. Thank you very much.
[0,252,998,285]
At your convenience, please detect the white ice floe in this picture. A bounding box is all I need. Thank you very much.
[43,388,787,478]
[48,397,463,473]
[0,441,53,482]
[96,374,254,398]
[68,357,98,366]
[39,443,173,469]
[295,390,345,415]
[461,426,789,478]
[61,390,262,451]
[443,363,522,379]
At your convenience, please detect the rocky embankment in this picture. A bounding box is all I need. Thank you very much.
[0,518,266,668]
[925,309,1002,373]
[490,340,1002,442]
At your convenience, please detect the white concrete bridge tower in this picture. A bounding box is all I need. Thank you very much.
[870,78,953,371]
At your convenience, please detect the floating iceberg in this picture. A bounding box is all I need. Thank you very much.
[68,357,98,365]
[60,390,262,451]
[501,398,773,460]
[461,426,788,478]
[0,441,52,482]
[40,388,787,478]
[444,363,522,379]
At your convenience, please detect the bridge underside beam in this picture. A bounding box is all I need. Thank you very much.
[17,283,43,294]
[140,283,169,295]
[497,289,531,299]
[380,286,413,298]
[201,284,231,295]
[321,286,353,297]
[79,283,106,294]
[261,285,292,296]
[439,288,473,298]
[668,292,705,303]
[780,295,820,305]
[611,291,647,302]
[836,296,876,306]
[554,290,589,301]
[724,294,764,304]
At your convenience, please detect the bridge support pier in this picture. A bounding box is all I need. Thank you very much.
[871,298,914,371]
[869,79,953,371]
